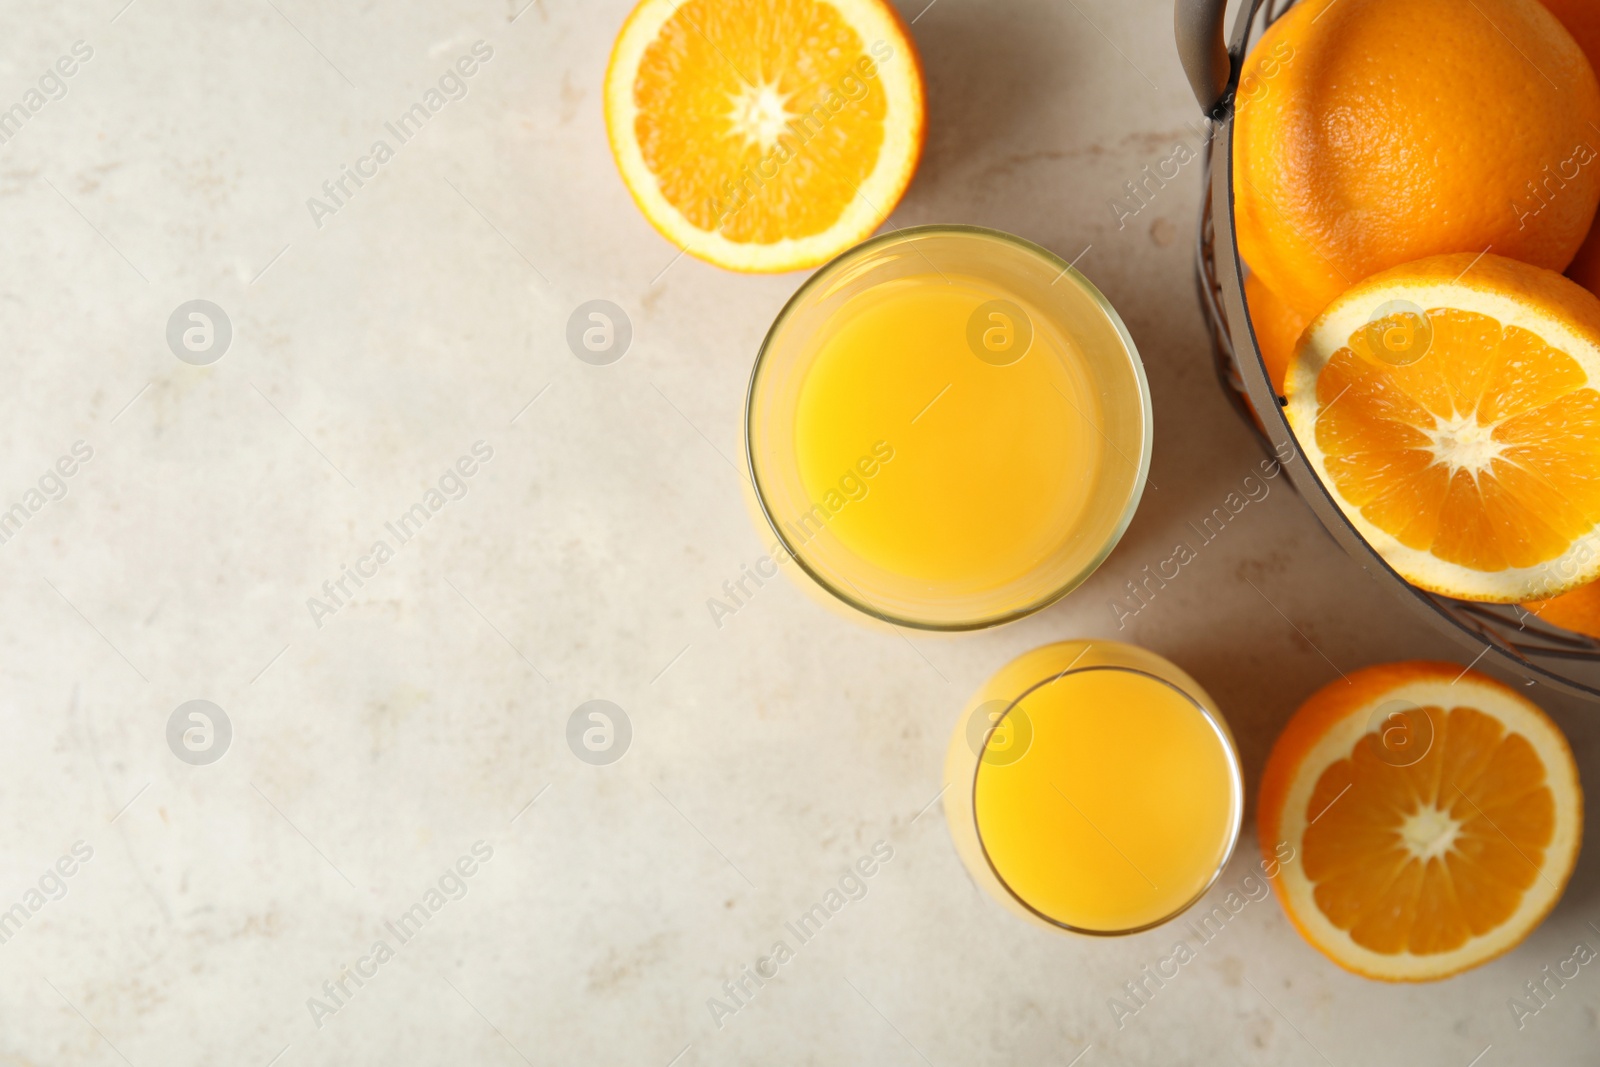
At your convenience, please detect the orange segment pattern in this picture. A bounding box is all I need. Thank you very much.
[632,0,886,244]
[1314,309,1600,570]
[1302,705,1554,956]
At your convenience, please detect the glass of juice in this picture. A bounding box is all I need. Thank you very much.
[943,641,1243,935]
[745,225,1151,630]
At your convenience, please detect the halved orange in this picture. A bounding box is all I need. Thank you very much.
[1259,661,1582,981]
[1285,253,1600,602]
[604,0,925,273]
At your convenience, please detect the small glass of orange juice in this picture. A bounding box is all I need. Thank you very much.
[744,225,1150,630]
[943,641,1243,935]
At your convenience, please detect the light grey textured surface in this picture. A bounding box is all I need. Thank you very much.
[1,0,1597,1064]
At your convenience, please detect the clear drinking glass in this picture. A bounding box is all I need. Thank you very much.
[942,640,1244,935]
[744,225,1152,630]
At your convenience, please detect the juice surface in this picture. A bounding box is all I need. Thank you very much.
[792,273,1102,594]
[974,667,1239,931]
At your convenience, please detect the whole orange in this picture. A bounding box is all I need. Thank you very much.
[1540,0,1600,68]
[1244,271,1308,396]
[1568,177,1600,301]
[1569,223,1600,298]
[1524,578,1600,638]
[1541,0,1600,299]
[1234,0,1600,320]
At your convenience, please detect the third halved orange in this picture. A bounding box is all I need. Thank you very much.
[1259,662,1581,981]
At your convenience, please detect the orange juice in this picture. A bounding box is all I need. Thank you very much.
[944,641,1242,933]
[793,275,1100,595]
[746,226,1150,630]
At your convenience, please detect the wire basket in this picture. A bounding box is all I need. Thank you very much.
[1177,0,1600,700]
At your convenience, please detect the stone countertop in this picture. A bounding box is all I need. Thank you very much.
[0,0,1596,1064]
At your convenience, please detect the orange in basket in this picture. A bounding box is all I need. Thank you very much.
[1543,0,1600,301]
[1524,578,1600,638]
[1245,272,1308,396]
[1540,0,1600,70]
[1234,0,1600,320]
[1285,253,1600,603]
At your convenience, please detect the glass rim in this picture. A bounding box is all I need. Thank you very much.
[971,663,1245,937]
[743,223,1155,632]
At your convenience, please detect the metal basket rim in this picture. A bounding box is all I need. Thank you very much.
[1194,0,1600,702]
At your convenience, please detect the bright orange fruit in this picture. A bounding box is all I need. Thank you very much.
[1524,577,1600,637]
[1567,225,1600,300]
[1245,271,1309,397]
[1259,661,1581,981]
[1235,0,1600,320]
[1285,253,1600,602]
[1540,0,1600,70]
[1548,0,1600,301]
[604,0,925,273]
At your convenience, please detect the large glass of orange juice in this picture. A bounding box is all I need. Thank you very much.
[943,641,1243,934]
[745,226,1150,629]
